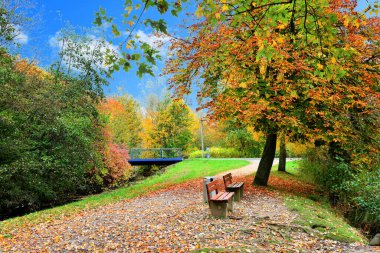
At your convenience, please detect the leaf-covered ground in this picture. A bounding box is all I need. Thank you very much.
[1,174,378,252]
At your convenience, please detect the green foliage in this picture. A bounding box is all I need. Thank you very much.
[145,95,195,152]
[99,95,143,148]
[188,147,240,158]
[300,147,380,235]
[0,1,33,47]
[93,0,188,77]
[225,128,264,157]
[50,27,114,97]
[301,148,354,192]
[0,49,104,218]
[337,170,380,234]
[0,7,16,43]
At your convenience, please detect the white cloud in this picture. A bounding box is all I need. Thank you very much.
[14,31,28,44]
[9,25,28,44]
[135,30,170,57]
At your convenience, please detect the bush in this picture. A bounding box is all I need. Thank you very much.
[0,52,105,218]
[225,129,264,157]
[189,147,240,158]
[102,143,133,187]
[286,142,312,157]
[339,170,380,235]
[300,147,380,235]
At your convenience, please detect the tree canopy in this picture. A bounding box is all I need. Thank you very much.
[166,0,380,185]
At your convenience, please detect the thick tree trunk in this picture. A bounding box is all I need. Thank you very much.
[278,134,286,172]
[253,133,277,186]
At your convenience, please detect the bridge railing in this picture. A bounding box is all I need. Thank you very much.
[129,148,182,159]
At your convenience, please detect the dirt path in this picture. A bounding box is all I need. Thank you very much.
[0,163,377,252]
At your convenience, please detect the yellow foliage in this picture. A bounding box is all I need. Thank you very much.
[286,142,313,157]
[14,60,52,80]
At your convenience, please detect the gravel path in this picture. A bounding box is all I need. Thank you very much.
[215,159,279,177]
[0,161,377,252]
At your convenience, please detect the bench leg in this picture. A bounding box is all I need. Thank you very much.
[209,201,228,218]
[227,197,234,212]
[227,188,241,202]
[234,189,241,202]
[239,185,244,199]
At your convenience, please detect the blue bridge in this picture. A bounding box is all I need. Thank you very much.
[128,148,183,166]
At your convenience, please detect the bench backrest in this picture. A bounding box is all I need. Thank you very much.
[206,180,219,201]
[223,173,233,188]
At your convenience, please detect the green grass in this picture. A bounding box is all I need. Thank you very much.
[271,160,364,243]
[271,159,313,183]
[285,196,365,243]
[0,159,249,235]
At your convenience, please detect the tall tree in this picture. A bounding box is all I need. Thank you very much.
[141,95,195,152]
[278,134,286,172]
[0,0,34,47]
[166,0,379,185]
[98,95,143,148]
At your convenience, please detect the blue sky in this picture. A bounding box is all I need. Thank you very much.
[14,0,196,104]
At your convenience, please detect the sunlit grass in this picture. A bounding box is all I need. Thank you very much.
[285,196,364,243]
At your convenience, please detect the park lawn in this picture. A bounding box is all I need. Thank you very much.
[271,160,365,243]
[0,159,249,236]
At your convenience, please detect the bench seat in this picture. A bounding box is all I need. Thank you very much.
[210,191,235,202]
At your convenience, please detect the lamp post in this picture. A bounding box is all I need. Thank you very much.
[200,118,205,158]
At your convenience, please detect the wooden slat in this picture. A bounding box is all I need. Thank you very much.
[227,182,244,188]
[223,192,234,201]
[210,192,224,201]
[211,191,234,202]
[206,180,220,201]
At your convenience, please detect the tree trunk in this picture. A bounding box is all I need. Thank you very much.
[278,134,286,172]
[253,133,277,186]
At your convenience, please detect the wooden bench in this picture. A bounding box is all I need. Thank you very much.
[206,180,234,218]
[223,173,244,202]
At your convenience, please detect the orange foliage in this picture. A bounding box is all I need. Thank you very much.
[102,141,132,186]
[14,59,52,80]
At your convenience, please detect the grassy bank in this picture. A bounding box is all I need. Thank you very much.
[271,160,364,243]
[285,196,364,243]
[1,159,249,235]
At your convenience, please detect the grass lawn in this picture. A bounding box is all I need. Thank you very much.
[271,160,364,243]
[285,195,364,243]
[271,160,308,181]
[0,159,249,235]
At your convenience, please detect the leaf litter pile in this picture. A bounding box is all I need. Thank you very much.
[0,176,377,252]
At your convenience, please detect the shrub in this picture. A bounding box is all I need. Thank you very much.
[102,143,133,187]
[225,129,264,157]
[338,170,380,235]
[0,52,105,218]
[300,147,380,235]
[286,142,313,157]
[189,147,240,158]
